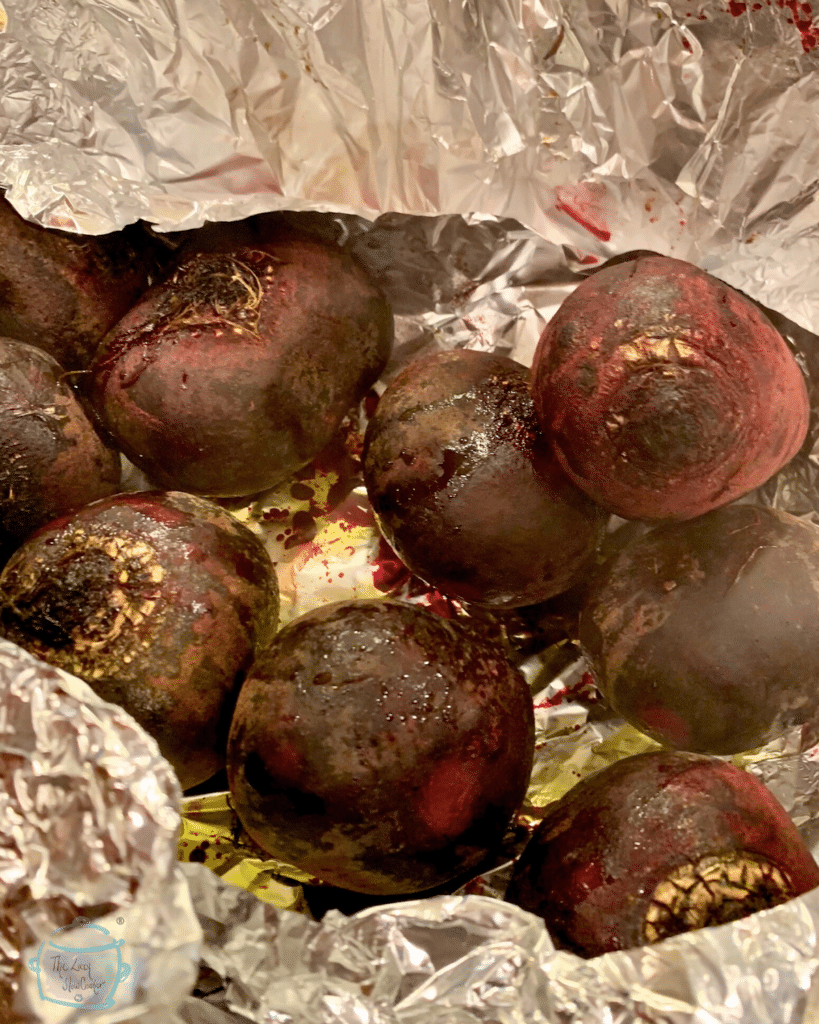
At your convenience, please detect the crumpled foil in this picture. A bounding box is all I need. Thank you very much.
[173,861,819,1024]
[0,639,202,1022]
[3,0,819,1021]
[0,0,819,333]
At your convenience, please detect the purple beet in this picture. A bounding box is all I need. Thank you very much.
[227,598,535,894]
[88,224,393,497]
[531,254,809,521]
[0,337,120,562]
[0,491,279,790]
[0,193,160,370]
[506,750,819,957]
[579,503,819,755]
[363,349,607,608]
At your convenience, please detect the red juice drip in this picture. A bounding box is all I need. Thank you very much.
[777,0,819,50]
[420,591,459,619]
[555,201,612,242]
[533,672,600,710]
[284,509,318,549]
[262,507,289,522]
[362,388,380,420]
[325,493,375,531]
[370,536,459,619]
[372,536,413,593]
[732,0,819,50]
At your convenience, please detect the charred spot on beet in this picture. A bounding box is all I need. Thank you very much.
[0,491,279,790]
[530,254,809,521]
[505,751,819,957]
[6,548,120,648]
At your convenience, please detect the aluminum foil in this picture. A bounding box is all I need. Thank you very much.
[173,861,819,1023]
[0,639,202,1022]
[3,0,819,1020]
[0,0,818,332]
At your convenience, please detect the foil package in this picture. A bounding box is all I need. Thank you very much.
[0,639,201,1023]
[2,0,819,1021]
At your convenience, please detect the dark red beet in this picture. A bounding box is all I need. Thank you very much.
[0,338,120,562]
[531,254,809,521]
[226,598,534,895]
[578,503,819,755]
[88,225,393,498]
[0,492,279,790]
[362,350,608,608]
[506,750,819,957]
[0,194,159,370]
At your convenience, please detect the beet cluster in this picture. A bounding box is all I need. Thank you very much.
[528,252,819,755]
[0,209,397,792]
[1,198,818,964]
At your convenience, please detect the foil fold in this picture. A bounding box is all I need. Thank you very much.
[0,639,201,1022]
[1,0,819,332]
[175,862,819,1023]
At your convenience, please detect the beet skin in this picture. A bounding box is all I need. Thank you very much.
[363,349,608,608]
[578,503,819,755]
[0,491,279,790]
[227,598,535,895]
[0,338,120,561]
[88,225,394,497]
[506,750,819,957]
[531,254,809,521]
[0,193,158,370]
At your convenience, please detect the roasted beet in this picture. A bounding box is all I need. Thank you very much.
[88,225,393,497]
[0,194,159,370]
[578,503,819,754]
[530,254,809,521]
[226,598,534,895]
[0,492,279,790]
[0,338,120,562]
[506,750,819,957]
[362,350,607,608]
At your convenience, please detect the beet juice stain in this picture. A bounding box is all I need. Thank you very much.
[371,536,460,620]
[553,185,612,243]
[723,0,819,51]
[261,413,369,549]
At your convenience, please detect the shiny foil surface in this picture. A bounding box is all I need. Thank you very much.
[0,640,201,1023]
[2,0,819,1021]
[0,0,818,335]
[176,861,819,1023]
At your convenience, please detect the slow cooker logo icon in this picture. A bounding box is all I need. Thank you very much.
[28,917,131,1011]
